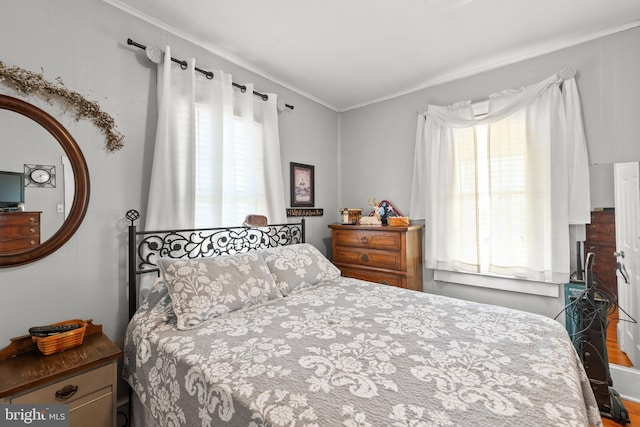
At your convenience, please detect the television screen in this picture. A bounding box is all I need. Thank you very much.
[0,171,25,209]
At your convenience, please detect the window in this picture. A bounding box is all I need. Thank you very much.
[441,108,561,295]
[449,103,530,276]
[411,74,591,296]
[194,105,267,227]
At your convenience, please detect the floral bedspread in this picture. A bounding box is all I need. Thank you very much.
[123,278,602,427]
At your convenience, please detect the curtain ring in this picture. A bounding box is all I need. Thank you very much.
[261,94,269,101]
[204,71,214,80]
[239,85,247,93]
[180,60,188,70]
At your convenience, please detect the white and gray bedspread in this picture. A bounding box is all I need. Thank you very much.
[123,278,602,427]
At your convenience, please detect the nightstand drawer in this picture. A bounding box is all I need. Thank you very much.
[332,229,401,251]
[333,247,403,270]
[67,388,113,427]
[11,364,113,405]
[340,266,404,288]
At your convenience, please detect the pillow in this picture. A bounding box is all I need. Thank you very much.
[157,251,281,330]
[260,243,341,295]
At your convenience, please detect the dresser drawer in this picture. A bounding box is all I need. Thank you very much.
[0,224,40,241]
[589,210,614,225]
[11,364,113,406]
[585,241,615,256]
[586,230,615,245]
[0,213,40,226]
[339,266,404,288]
[333,246,403,270]
[332,228,401,251]
[0,237,40,251]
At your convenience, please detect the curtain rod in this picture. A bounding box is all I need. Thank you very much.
[127,38,294,110]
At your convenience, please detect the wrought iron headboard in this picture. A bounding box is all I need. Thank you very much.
[126,210,305,319]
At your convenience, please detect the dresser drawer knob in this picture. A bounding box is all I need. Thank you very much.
[55,384,78,400]
[360,236,369,244]
[29,228,35,233]
[361,254,369,263]
[29,217,36,223]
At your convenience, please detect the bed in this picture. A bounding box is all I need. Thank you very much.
[122,216,602,427]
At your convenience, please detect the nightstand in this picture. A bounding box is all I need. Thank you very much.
[0,321,121,427]
[328,223,424,291]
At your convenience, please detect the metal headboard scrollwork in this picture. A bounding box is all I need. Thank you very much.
[126,209,305,319]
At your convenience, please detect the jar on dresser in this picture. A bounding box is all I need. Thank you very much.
[328,223,424,291]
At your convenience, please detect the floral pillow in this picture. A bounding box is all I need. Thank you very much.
[260,243,341,296]
[158,251,281,330]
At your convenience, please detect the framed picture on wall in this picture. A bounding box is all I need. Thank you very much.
[290,162,314,207]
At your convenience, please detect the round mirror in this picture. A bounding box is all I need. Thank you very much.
[0,95,90,267]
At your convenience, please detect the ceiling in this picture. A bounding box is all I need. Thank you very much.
[106,0,640,111]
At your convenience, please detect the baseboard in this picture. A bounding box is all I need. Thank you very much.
[610,364,640,403]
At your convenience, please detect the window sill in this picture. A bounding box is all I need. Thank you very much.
[433,270,561,298]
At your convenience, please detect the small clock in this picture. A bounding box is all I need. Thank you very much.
[24,164,56,188]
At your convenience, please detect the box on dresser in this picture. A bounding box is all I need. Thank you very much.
[328,223,423,291]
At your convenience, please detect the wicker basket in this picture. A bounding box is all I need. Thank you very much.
[31,319,87,356]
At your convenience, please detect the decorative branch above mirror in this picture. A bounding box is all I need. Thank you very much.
[0,61,124,152]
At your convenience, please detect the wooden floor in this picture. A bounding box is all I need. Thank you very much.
[607,307,633,367]
[602,398,640,426]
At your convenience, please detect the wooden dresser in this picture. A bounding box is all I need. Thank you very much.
[328,223,423,291]
[585,209,617,296]
[0,211,41,251]
[0,322,121,427]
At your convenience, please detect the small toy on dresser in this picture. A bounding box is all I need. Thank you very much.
[361,198,407,225]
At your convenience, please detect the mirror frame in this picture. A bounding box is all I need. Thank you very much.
[0,95,90,267]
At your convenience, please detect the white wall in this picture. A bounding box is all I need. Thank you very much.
[339,26,640,318]
[0,0,339,398]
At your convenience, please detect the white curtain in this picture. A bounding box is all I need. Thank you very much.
[409,72,590,283]
[145,46,286,232]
